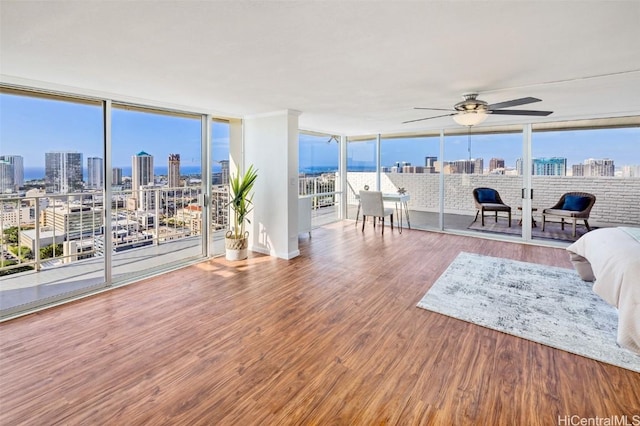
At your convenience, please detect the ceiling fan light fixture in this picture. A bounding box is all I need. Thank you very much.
[452,111,488,126]
[405,93,552,126]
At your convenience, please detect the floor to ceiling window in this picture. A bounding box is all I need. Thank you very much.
[2,84,637,319]
[110,104,205,284]
[210,119,230,256]
[346,138,376,220]
[530,126,640,243]
[380,135,440,229]
[299,132,340,227]
[0,88,105,316]
[1,86,227,319]
[443,130,524,238]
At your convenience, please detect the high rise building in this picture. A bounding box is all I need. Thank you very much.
[112,168,123,185]
[424,156,437,173]
[87,157,104,190]
[0,155,24,188]
[390,161,412,173]
[443,159,483,174]
[581,158,615,177]
[131,151,154,210]
[516,158,523,175]
[402,166,424,173]
[219,160,230,186]
[532,157,566,176]
[45,152,83,193]
[572,164,585,176]
[489,158,505,172]
[519,157,567,176]
[424,156,437,167]
[621,165,640,177]
[0,160,15,193]
[168,154,181,188]
[139,185,159,211]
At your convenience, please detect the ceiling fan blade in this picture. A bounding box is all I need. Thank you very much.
[402,113,455,124]
[490,109,553,116]
[488,97,541,110]
[413,107,456,112]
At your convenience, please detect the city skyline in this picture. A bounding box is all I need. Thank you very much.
[302,128,640,171]
[5,134,639,183]
[0,93,230,170]
[2,92,639,175]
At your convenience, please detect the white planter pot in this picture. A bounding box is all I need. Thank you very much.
[225,232,249,261]
[225,247,248,261]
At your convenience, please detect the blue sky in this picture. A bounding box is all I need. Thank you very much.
[0,93,229,171]
[1,92,639,173]
[302,127,640,170]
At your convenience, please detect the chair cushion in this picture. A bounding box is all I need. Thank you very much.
[481,203,510,212]
[543,208,583,218]
[477,189,497,203]
[562,195,591,211]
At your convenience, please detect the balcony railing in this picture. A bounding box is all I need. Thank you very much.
[298,174,341,227]
[0,185,230,277]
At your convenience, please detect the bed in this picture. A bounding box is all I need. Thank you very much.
[566,227,640,354]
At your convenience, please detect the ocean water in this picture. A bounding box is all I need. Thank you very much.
[23,165,213,181]
[300,165,376,174]
[24,165,348,181]
[23,168,46,181]
[299,166,339,175]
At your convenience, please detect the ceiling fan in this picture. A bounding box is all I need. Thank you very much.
[403,93,553,126]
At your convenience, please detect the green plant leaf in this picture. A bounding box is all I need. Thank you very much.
[226,164,258,239]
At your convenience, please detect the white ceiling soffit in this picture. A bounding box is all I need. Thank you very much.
[1,1,640,136]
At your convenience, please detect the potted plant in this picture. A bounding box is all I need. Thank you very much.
[225,164,258,261]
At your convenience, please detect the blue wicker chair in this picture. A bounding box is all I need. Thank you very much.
[472,187,511,227]
[542,192,596,237]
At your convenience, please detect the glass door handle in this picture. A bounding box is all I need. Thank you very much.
[521,188,534,199]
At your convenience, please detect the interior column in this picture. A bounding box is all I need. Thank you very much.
[243,110,301,259]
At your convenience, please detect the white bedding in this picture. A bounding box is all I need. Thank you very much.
[567,227,640,354]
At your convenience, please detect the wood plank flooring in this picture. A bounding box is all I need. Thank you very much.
[1,222,639,425]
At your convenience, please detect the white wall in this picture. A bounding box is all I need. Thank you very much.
[228,118,243,177]
[243,110,300,259]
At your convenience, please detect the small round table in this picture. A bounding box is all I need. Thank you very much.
[517,207,538,227]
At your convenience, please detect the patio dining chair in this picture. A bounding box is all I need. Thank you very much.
[359,190,394,234]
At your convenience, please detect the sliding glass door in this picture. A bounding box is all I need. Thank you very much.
[1,85,236,319]
[110,104,205,284]
[346,138,377,220]
[380,135,440,230]
[299,132,341,228]
[530,126,640,243]
[0,89,106,316]
[443,131,524,239]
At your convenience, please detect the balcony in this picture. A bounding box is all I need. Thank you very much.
[0,186,230,317]
[345,172,640,240]
[299,174,342,228]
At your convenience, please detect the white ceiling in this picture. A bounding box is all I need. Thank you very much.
[1,1,640,136]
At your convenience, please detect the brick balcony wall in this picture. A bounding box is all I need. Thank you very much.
[346,172,640,226]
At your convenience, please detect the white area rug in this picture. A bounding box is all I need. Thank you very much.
[417,252,640,372]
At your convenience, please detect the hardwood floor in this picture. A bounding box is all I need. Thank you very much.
[1,222,639,425]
